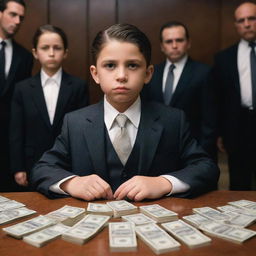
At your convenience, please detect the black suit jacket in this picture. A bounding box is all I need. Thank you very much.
[213,44,244,153]
[9,71,89,176]
[30,100,219,199]
[142,58,217,158]
[0,41,33,190]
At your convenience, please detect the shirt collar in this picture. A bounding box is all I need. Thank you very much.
[104,96,141,131]
[0,38,12,47]
[166,54,188,69]
[41,68,62,87]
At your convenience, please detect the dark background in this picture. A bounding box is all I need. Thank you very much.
[15,0,255,103]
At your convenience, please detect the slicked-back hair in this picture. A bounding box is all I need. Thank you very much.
[0,0,26,12]
[91,23,151,66]
[159,21,190,42]
[33,24,68,50]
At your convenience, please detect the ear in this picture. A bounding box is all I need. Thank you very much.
[144,64,154,84]
[32,48,38,59]
[90,65,100,84]
[63,49,68,59]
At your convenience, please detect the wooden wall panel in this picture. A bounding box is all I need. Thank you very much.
[49,0,88,81]
[118,0,220,65]
[15,0,48,74]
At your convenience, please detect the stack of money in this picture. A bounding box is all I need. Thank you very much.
[161,220,211,248]
[228,200,256,213]
[193,206,230,221]
[199,221,256,244]
[62,214,110,245]
[23,223,70,247]
[218,204,256,219]
[139,204,178,223]
[46,205,85,226]
[108,222,137,252]
[2,215,57,239]
[122,213,156,226]
[87,203,113,216]
[107,200,137,217]
[182,214,212,228]
[0,207,36,225]
[0,200,25,212]
[135,223,180,254]
[0,195,9,203]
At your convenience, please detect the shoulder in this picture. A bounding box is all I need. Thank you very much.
[186,58,210,73]
[62,71,88,86]
[215,43,238,59]
[12,41,33,58]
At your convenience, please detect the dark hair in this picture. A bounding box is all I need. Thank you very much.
[0,0,26,12]
[32,24,68,49]
[91,23,151,66]
[159,21,190,42]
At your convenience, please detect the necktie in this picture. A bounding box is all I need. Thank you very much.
[249,41,256,109]
[112,114,132,165]
[0,41,6,90]
[164,63,175,105]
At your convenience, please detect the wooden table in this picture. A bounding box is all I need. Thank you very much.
[0,190,255,256]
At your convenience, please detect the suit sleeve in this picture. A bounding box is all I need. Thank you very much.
[168,111,220,198]
[30,114,75,198]
[9,85,25,174]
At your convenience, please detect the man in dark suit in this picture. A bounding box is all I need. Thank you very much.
[214,2,256,190]
[0,0,33,191]
[142,21,217,160]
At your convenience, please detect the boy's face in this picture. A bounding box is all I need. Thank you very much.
[90,40,153,112]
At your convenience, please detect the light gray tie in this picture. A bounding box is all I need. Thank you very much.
[112,114,132,165]
[164,64,176,105]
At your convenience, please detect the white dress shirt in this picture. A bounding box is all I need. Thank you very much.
[238,39,256,109]
[41,68,62,124]
[50,96,190,195]
[162,55,188,94]
[0,38,12,78]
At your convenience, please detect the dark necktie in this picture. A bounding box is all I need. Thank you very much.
[164,63,175,105]
[249,41,256,109]
[112,114,132,165]
[0,41,7,87]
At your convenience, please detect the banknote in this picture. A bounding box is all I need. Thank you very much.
[87,203,113,216]
[107,200,137,217]
[122,213,156,226]
[0,200,25,212]
[109,222,137,252]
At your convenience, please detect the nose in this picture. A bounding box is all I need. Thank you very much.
[244,18,250,27]
[14,16,21,25]
[172,41,178,48]
[48,47,54,56]
[116,67,127,83]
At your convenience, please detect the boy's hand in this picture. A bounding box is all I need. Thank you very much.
[114,176,172,201]
[60,174,114,201]
[14,171,28,186]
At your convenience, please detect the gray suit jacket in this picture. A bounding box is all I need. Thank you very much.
[31,100,219,199]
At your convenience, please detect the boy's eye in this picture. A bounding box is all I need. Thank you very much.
[41,46,49,50]
[104,63,116,69]
[128,63,139,69]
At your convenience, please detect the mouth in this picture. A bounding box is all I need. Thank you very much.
[113,87,129,93]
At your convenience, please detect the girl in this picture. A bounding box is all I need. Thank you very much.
[9,24,89,189]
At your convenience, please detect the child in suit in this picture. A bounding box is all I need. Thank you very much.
[31,24,219,200]
[9,25,89,189]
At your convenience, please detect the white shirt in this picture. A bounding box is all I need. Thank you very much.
[0,38,12,78]
[41,68,62,124]
[162,55,188,94]
[237,39,255,109]
[50,96,190,195]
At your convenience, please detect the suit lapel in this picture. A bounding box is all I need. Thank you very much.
[2,42,20,95]
[52,71,72,128]
[170,58,192,105]
[229,44,240,95]
[82,102,108,179]
[31,73,52,130]
[137,101,163,174]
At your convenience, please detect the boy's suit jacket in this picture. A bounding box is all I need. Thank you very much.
[142,58,217,159]
[31,100,219,199]
[9,71,89,175]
